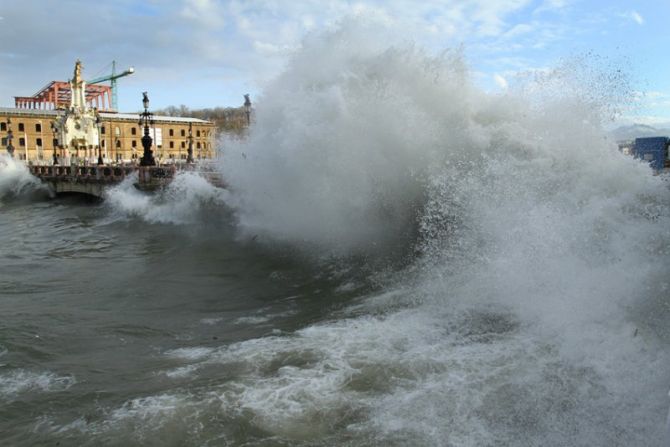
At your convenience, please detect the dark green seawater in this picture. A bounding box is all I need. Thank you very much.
[0,195,366,446]
[2,33,670,444]
[1,167,669,447]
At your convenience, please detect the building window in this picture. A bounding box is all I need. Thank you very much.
[19,137,25,146]
[169,129,174,136]
[36,138,43,147]
[35,123,42,132]
[131,127,137,135]
[102,140,106,148]
[169,141,174,148]
[196,130,200,137]
[101,126,106,134]
[116,140,121,148]
[180,129,185,137]
[18,123,24,132]
[52,138,58,147]
[181,141,185,148]
[196,142,201,149]
[132,140,137,148]
[0,123,5,131]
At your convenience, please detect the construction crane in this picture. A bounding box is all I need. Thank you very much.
[87,61,134,111]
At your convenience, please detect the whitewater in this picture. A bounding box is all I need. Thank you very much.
[1,23,669,446]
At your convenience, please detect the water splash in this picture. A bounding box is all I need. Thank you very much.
[0,154,45,203]
[39,20,670,446]
[220,26,478,254]
[210,21,670,445]
[0,369,75,402]
[104,171,229,225]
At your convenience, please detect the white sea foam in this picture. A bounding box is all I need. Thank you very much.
[106,394,183,424]
[47,393,216,444]
[105,171,228,224]
[0,369,75,400]
[199,317,224,325]
[164,346,215,361]
[162,365,198,379]
[233,309,297,325]
[233,315,271,325]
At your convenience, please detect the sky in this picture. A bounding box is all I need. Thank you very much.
[1,0,669,125]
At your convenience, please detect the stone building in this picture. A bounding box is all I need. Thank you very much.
[2,60,215,164]
[0,108,215,164]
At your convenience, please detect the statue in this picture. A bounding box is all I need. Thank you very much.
[73,60,83,86]
[62,59,99,157]
[70,59,86,111]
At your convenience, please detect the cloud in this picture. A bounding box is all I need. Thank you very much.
[629,10,644,25]
[253,41,292,57]
[0,0,556,110]
[180,0,225,28]
[494,73,509,89]
[0,0,666,124]
[503,23,536,38]
[533,0,568,15]
[617,115,670,127]
[642,91,670,108]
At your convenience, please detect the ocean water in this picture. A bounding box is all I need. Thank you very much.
[1,24,670,446]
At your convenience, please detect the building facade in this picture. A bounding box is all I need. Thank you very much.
[0,108,215,164]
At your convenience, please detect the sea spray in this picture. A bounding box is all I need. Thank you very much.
[206,22,670,445]
[220,26,481,254]
[41,21,670,446]
[105,171,229,225]
[0,154,45,203]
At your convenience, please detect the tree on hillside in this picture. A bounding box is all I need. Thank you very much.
[155,105,250,135]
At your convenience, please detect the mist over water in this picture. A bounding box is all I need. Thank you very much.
[2,21,670,446]
[104,171,230,225]
[0,154,45,204]
[221,28,477,254]
[214,23,670,445]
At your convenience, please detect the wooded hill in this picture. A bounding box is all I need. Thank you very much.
[155,105,249,135]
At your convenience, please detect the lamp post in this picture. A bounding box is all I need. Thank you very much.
[114,125,120,164]
[187,122,194,163]
[6,118,14,158]
[105,117,110,163]
[138,92,156,166]
[243,94,251,126]
[50,121,59,165]
[96,115,103,165]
